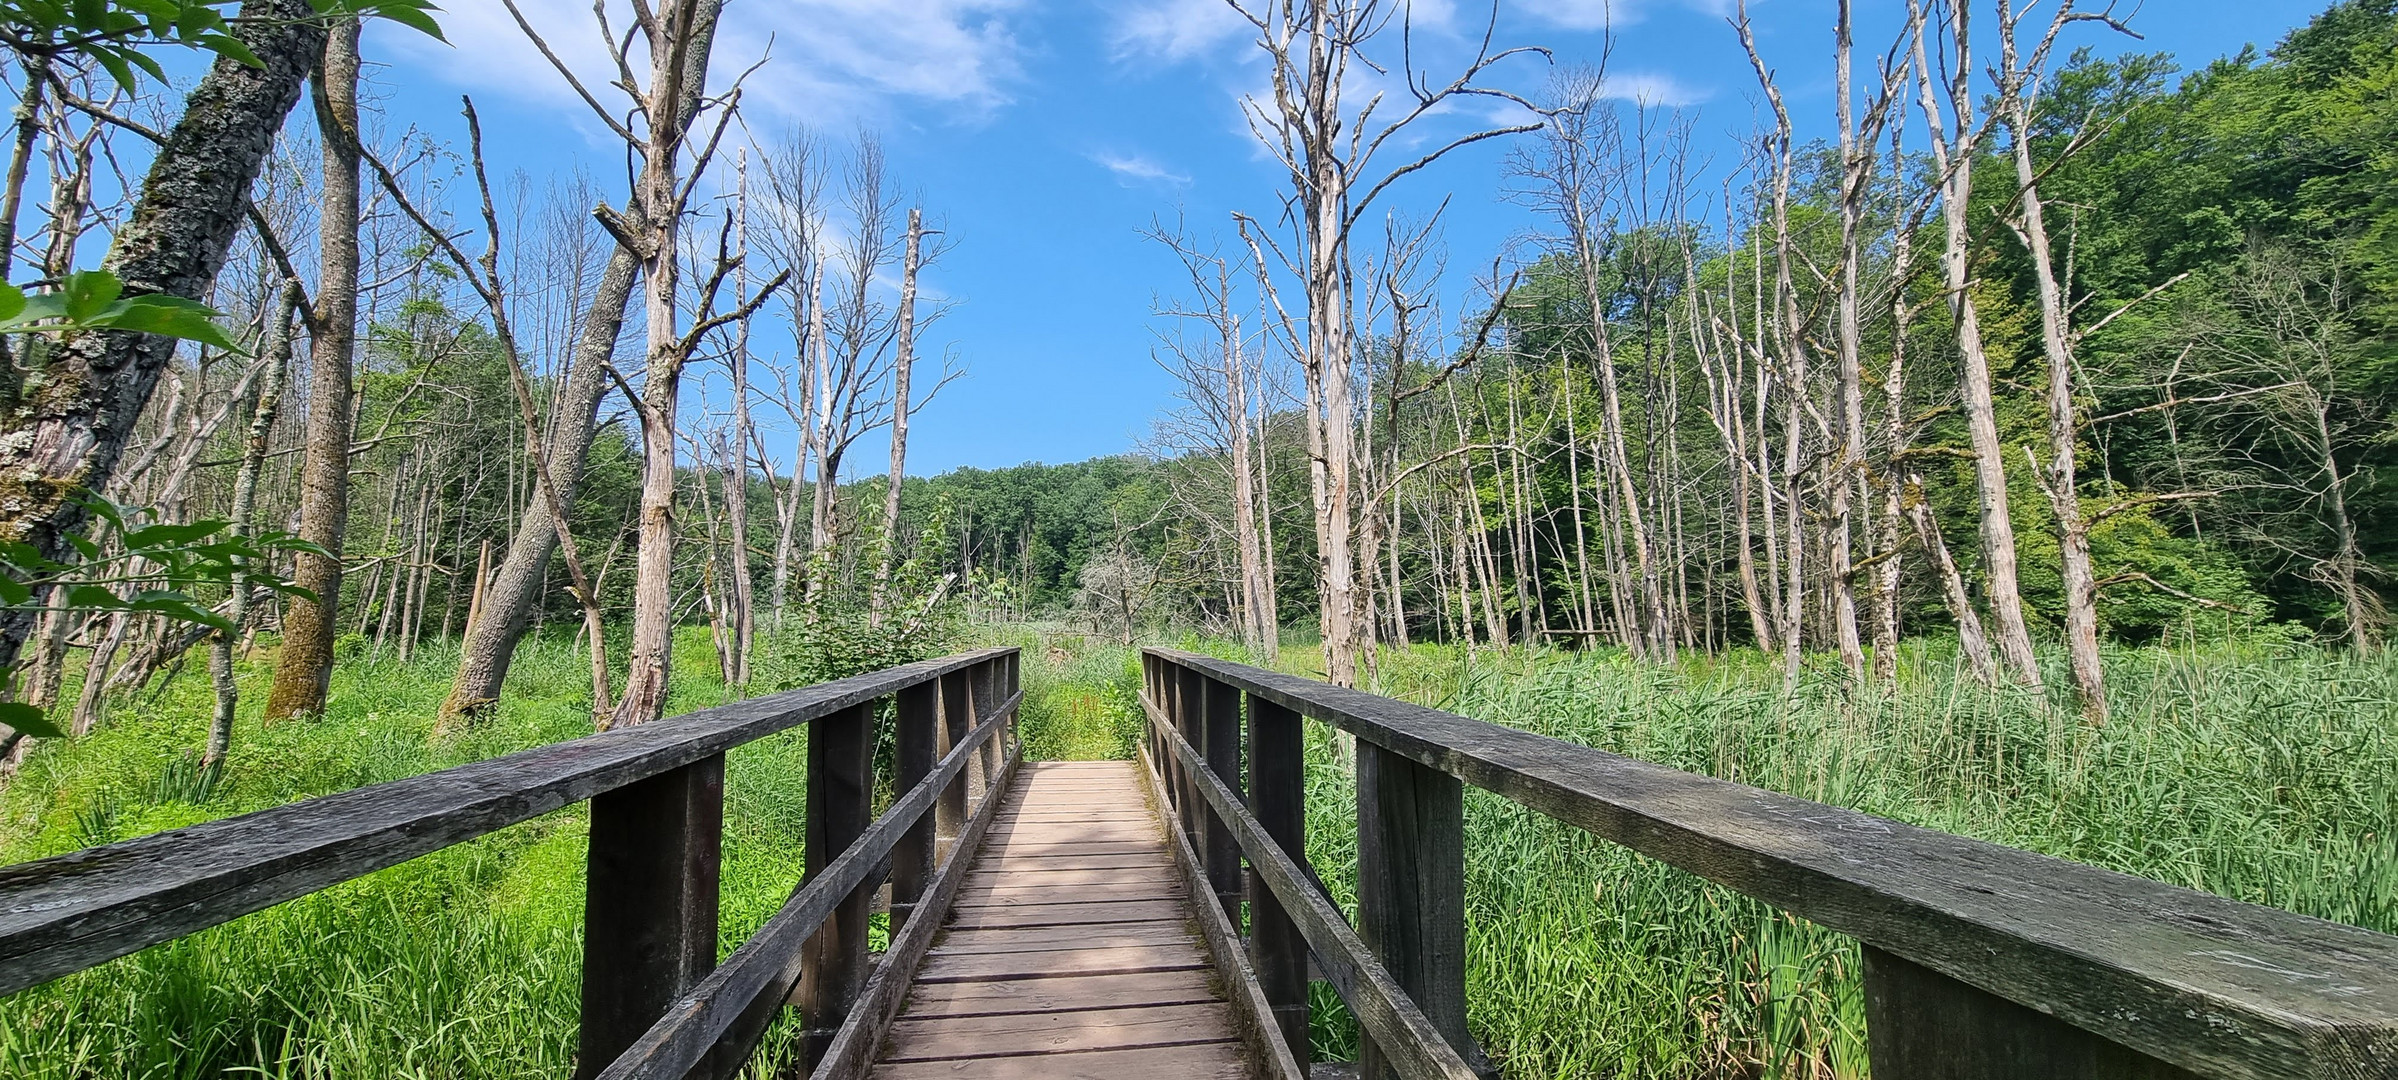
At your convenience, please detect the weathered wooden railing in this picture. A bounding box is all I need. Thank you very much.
[0,647,1022,1080]
[1140,648,2398,1080]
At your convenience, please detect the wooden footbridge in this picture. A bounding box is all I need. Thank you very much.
[5,646,2398,1079]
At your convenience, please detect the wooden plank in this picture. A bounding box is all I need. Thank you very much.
[887,681,939,936]
[576,755,724,1080]
[798,702,876,1068]
[1200,675,1244,925]
[946,898,1192,930]
[931,922,1199,955]
[897,969,1221,1018]
[981,842,1169,860]
[883,1001,1238,1061]
[953,882,1188,907]
[914,942,1211,982]
[998,853,1176,871]
[0,648,1014,998]
[1153,649,2398,1080]
[869,1041,1252,1080]
[962,867,1182,888]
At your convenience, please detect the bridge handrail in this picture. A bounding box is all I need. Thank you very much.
[0,647,1023,1080]
[1142,648,2398,1080]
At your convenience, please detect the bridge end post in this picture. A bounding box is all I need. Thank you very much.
[574,753,725,1080]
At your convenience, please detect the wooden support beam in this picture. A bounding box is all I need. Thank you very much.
[799,702,876,1069]
[1864,946,2201,1080]
[890,681,939,935]
[1248,694,1309,1067]
[1200,674,1244,926]
[1357,741,1482,1080]
[576,755,724,1080]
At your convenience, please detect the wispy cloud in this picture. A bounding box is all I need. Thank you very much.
[1517,0,1734,32]
[1090,151,1192,186]
[1598,70,1710,107]
[1107,0,1252,62]
[377,0,1033,128]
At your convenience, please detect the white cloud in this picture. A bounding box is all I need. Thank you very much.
[377,0,1031,129]
[1091,151,1192,186]
[1517,0,1733,32]
[1108,0,1253,62]
[1598,70,1708,107]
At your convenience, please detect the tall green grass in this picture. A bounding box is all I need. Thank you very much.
[8,630,2393,1078]
[1274,640,2398,1077]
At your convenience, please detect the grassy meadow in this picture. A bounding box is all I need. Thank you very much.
[1,627,2393,1078]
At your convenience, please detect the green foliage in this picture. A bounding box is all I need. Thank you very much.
[0,0,443,91]
[0,272,239,351]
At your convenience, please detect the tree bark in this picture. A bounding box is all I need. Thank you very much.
[871,207,924,626]
[208,285,298,765]
[264,17,363,720]
[0,0,325,676]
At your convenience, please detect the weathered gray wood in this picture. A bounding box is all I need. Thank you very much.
[931,921,1199,954]
[883,1000,1239,1061]
[0,648,1011,998]
[1356,741,1478,1080]
[1141,741,1311,1080]
[575,755,724,1080]
[1150,649,2398,1080]
[938,669,974,841]
[868,1041,1252,1080]
[799,702,876,1069]
[1201,674,1245,925]
[896,968,1222,1018]
[888,680,939,935]
[809,736,1022,1080]
[1176,665,1206,851]
[1144,693,1479,1080]
[1864,945,2203,1080]
[1249,694,1310,1067]
[589,686,1017,1080]
[944,898,1193,930]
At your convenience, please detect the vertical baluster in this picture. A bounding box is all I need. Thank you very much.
[1174,666,1205,845]
[576,755,724,1080]
[942,668,981,815]
[798,702,875,1069]
[890,680,939,935]
[1863,946,2199,1079]
[1248,695,1309,1066]
[973,657,1002,802]
[1200,675,1243,924]
[1357,741,1478,1080]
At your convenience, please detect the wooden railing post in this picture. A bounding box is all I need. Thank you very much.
[936,669,973,857]
[973,658,1003,792]
[1863,946,2200,1080]
[797,701,875,1069]
[1248,694,1309,1066]
[575,754,724,1080]
[1357,739,1480,1080]
[1174,665,1206,847]
[889,680,939,935]
[1200,674,1243,924]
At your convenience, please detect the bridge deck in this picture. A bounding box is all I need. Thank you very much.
[871,761,1256,1079]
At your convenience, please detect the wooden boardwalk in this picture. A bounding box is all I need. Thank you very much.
[872,761,1255,1079]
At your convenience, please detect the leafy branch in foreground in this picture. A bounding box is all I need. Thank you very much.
[0,493,324,739]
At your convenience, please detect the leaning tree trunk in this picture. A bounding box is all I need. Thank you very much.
[441,246,635,718]
[0,0,325,679]
[209,286,298,765]
[870,208,923,625]
[264,17,364,721]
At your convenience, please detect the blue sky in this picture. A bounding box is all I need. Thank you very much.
[366,0,2318,476]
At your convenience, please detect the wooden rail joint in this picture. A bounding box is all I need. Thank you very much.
[1140,648,2398,1080]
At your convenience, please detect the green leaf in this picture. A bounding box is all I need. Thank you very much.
[88,294,242,351]
[90,45,138,93]
[64,584,122,609]
[121,520,226,549]
[60,270,123,322]
[0,282,25,324]
[194,31,257,69]
[0,702,66,740]
[0,575,30,607]
[370,0,445,43]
